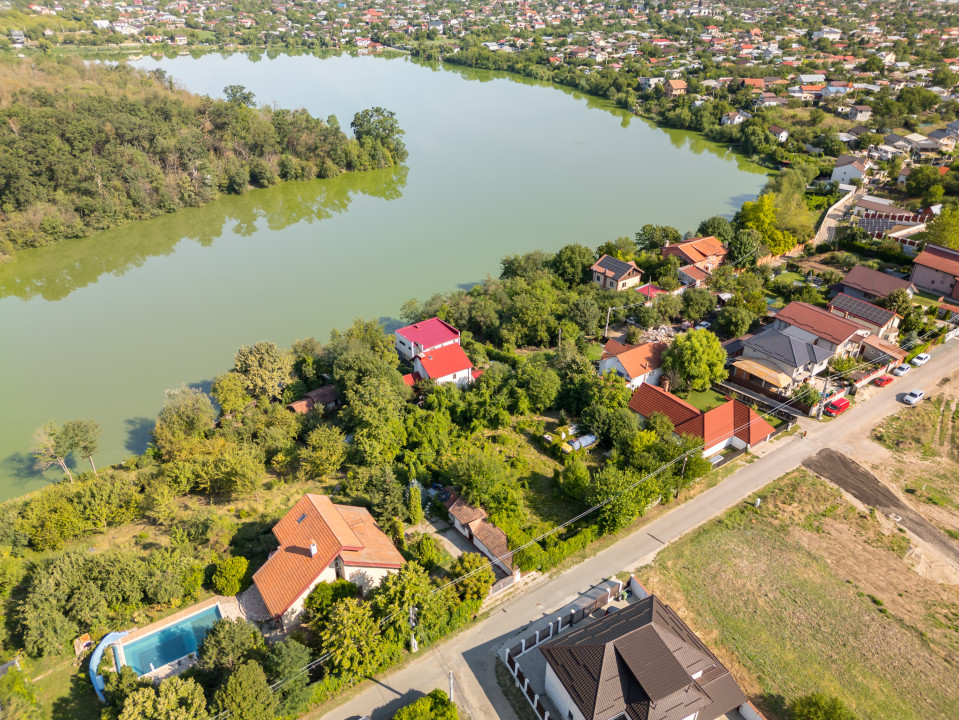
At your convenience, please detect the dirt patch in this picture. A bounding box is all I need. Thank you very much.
[802,448,959,572]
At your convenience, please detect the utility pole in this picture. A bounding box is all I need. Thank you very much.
[816,375,830,420]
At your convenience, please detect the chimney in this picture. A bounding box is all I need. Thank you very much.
[662,377,671,393]
[309,540,317,557]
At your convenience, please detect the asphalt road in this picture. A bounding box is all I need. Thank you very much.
[318,342,958,720]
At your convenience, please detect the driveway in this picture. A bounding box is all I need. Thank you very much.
[315,341,959,720]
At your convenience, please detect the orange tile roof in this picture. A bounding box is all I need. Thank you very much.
[616,342,668,380]
[775,302,864,346]
[913,243,959,277]
[662,236,727,266]
[628,383,700,427]
[253,495,402,618]
[600,339,635,360]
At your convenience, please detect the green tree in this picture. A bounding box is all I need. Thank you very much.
[407,483,425,526]
[212,661,275,720]
[550,243,595,285]
[299,424,346,479]
[861,55,884,73]
[925,205,959,249]
[905,164,942,196]
[370,465,406,523]
[393,689,460,720]
[661,330,728,391]
[408,532,442,570]
[233,341,293,400]
[584,465,643,533]
[304,579,359,623]
[371,563,445,641]
[728,228,762,268]
[696,215,734,245]
[737,194,795,255]
[320,598,383,678]
[153,387,216,461]
[31,421,77,482]
[197,619,263,682]
[717,305,756,337]
[210,372,250,416]
[62,419,101,478]
[787,693,856,720]
[118,677,208,720]
[262,639,312,716]
[881,287,913,316]
[0,666,44,720]
[223,84,255,106]
[449,552,496,601]
[211,556,248,596]
[681,288,717,322]
[634,224,681,252]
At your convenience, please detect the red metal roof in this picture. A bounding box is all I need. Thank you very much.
[416,343,474,380]
[395,317,460,349]
[775,302,864,346]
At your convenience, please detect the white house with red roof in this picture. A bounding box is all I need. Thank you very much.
[395,317,461,361]
[598,340,667,389]
[404,343,479,389]
[252,494,405,630]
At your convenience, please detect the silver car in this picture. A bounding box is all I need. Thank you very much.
[911,353,931,367]
[903,390,924,405]
[892,364,911,377]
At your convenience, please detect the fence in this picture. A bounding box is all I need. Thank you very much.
[489,575,516,598]
[504,580,623,720]
[714,382,802,423]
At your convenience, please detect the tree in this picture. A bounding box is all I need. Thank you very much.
[211,372,250,416]
[31,421,76,482]
[0,666,44,720]
[728,228,762,268]
[925,205,959,250]
[370,465,405,523]
[393,689,460,720]
[407,483,425,526]
[681,288,716,322]
[372,563,445,641]
[197,619,263,682]
[787,693,856,720]
[304,579,359,623]
[584,466,643,533]
[211,556,248,596]
[319,598,383,678]
[223,84,255,106]
[61,419,101,478]
[299,424,346,479]
[661,330,728,391]
[153,387,216,461]
[717,305,756,338]
[233,341,293,400]
[550,243,595,285]
[904,164,942,197]
[696,216,734,245]
[408,533,442,570]
[118,677,208,720]
[262,639,312,716]
[351,106,408,163]
[861,54,884,73]
[449,552,496,601]
[634,224,681,252]
[212,661,276,720]
[881,287,913,316]
[736,193,795,256]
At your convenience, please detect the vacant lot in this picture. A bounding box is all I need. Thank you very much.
[637,470,959,720]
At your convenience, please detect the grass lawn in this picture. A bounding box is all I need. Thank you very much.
[911,289,942,308]
[872,394,951,456]
[637,470,959,720]
[775,270,805,284]
[681,388,728,412]
[584,342,604,362]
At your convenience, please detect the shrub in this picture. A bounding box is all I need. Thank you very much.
[211,556,248,596]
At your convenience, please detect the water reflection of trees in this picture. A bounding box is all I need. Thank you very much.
[0,165,407,302]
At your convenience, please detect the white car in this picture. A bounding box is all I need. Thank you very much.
[695,321,712,330]
[903,389,924,405]
[892,364,911,377]
[911,353,931,367]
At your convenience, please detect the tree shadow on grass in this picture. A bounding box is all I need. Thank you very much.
[50,658,101,720]
[229,517,281,575]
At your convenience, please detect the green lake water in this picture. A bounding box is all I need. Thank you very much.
[0,52,768,500]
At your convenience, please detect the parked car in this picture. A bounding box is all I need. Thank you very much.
[903,390,925,405]
[874,375,893,387]
[695,321,712,330]
[892,364,911,377]
[823,397,850,417]
[911,353,931,367]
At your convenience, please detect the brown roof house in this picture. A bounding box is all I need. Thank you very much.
[661,236,727,272]
[591,254,644,292]
[911,243,959,301]
[539,594,749,720]
[771,302,868,357]
[664,78,687,97]
[835,265,915,302]
[598,340,668,390]
[827,293,900,343]
[252,494,405,629]
[287,385,341,414]
[444,489,519,579]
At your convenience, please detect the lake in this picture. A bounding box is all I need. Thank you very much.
[0,52,768,501]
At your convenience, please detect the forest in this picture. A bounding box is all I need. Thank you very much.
[0,57,407,257]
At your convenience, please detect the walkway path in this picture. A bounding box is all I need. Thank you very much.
[814,186,862,245]
[316,342,957,720]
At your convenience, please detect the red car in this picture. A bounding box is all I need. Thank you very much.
[875,375,894,387]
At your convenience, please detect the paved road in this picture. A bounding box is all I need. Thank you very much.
[318,343,957,720]
[813,186,862,244]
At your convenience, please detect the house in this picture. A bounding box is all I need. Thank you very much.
[598,340,668,389]
[847,105,872,121]
[927,129,956,153]
[830,154,868,184]
[664,78,687,97]
[444,489,518,578]
[591,254,643,291]
[678,264,711,288]
[732,327,832,392]
[661,236,727,271]
[404,343,478,388]
[628,384,775,458]
[539,594,749,720]
[911,243,959,300]
[395,317,461,361]
[720,111,747,125]
[768,125,789,143]
[287,385,341,414]
[637,76,665,90]
[827,293,900,342]
[859,334,908,367]
[836,265,915,301]
[898,164,948,187]
[772,301,868,356]
[252,494,405,629]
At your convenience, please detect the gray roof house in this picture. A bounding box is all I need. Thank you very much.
[539,594,747,720]
[730,327,832,392]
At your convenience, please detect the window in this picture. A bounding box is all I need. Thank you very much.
[296,513,307,524]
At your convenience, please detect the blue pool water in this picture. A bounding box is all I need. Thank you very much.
[117,605,222,675]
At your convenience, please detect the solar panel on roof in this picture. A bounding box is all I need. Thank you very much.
[831,294,894,326]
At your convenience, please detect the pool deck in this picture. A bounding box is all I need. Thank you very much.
[116,595,245,682]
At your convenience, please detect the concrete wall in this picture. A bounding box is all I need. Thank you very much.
[345,565,394,595]
[545,664,587,720]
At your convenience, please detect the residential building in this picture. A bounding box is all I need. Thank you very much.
[827,293,900,342]
[540,593,749,720]
[252,494,405,629]
[664,78,687,97]
[768,124,789,143]
[678,263,711,288]
[404,343,478,388]
[591,254,643,291]
[286,385,341,414]
[835,265,915,301]
[911,243,959,300]
[772,302,868,356]
[395,317,461,361]
[847,105,873,121]
[661,235,727,271]
[598,340,667,389]
[444,489,518,578]
[830,154,869,184]
[732,327,832,392]
[627,383,775,458]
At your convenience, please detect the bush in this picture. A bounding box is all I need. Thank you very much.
[407,533,442,570]
[211,556,248,596]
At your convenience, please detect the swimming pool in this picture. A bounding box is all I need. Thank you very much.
[117,605,222,675]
